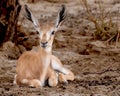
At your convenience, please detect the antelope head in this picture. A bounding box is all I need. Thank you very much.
[24,5,66,52]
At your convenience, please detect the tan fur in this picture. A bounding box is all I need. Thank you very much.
[14,5,74,88]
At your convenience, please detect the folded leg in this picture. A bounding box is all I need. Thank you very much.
[47,67,58,87]
[14,74,42,88]
[51,55,74,83]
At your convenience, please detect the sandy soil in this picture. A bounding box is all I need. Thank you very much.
[0,0,120,96]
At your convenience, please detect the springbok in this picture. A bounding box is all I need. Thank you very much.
[14,5,74,88]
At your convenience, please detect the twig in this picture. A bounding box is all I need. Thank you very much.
[83,68,120,75]
[115,32,119,48]
[104,34,116,44]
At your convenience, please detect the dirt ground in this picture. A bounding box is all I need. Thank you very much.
[0,0,120,96]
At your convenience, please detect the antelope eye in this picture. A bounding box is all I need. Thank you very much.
[36,31,39,34]
[51,31,55,35]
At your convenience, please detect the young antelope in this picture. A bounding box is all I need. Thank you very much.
[14,5,74,88]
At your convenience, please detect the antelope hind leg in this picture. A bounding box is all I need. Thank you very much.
[14,74,42,88]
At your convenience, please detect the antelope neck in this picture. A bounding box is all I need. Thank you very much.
[40,46,52,54]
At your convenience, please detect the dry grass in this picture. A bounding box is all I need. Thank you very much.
[81,0,120,46]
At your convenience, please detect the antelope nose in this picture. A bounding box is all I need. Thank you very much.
[41,42,48,48]
[41,41,48,45]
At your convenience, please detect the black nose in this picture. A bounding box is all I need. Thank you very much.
[41,42,48,45]
[41,42,48,48]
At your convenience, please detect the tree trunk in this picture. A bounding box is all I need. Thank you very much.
[0,0,21,46]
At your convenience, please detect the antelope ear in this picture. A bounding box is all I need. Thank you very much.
[56,5,66,28]
[24,5,39,28]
